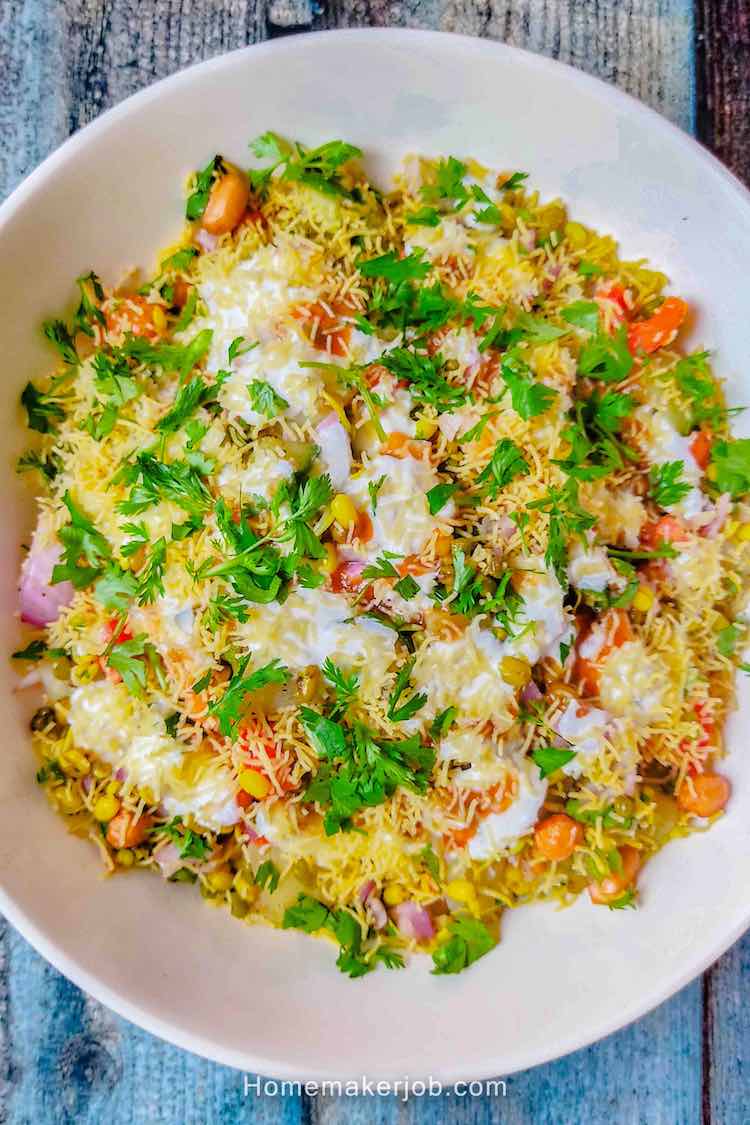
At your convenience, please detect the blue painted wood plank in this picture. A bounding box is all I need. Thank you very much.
[0,3,727,1125]
[704,930,750,1125]
[3,922,302,1125]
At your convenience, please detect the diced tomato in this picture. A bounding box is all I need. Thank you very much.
[575,609,632,697]
[355,511,374,543]
[106,618,133,646]
[627,297,688,356]
[331,562,367,595]
[293,300,351,357]
[596,283,630,318]
[689,429,712,471]
[594,283,632,333]
[398,554,432,577]
[641,515,690,548]
[236,790,252,809]
[380,431,429,460]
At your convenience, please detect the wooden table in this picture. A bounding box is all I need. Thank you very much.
[1,3,748,1121]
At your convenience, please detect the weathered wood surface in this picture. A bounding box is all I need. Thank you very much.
[1,3,748,1123]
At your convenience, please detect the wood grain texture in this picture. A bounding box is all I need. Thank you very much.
[0,2,747,1123]
[695,0,750,185]
[703,931,750,1125]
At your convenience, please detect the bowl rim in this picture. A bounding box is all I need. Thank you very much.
[2,27,750,1081]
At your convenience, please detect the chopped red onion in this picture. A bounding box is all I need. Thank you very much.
[19,539,73,627]
[154,842,183,879]
[195,228,218,252]
[393,900,435,943]
[367,896,387,930]
[358,879,375,904]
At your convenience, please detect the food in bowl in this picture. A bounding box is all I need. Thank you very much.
[13,133,750,978]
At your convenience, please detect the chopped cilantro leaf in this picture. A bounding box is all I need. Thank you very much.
[94,565,138,612]
[301,710,434,834]
[499,171,528,190]
[430,706,457,739]
[421,156,469,209]
[406,207,441,227]
[476,438,529,498]
[186,155,221,220]
[255,859,280,893]
[710,438,750,499]
[431,916,496,975]
[532,745,576,778]
[21,382,66,433]
[115,452,212,518]
[107,634,152,696]
[387,657,427,723]
[12,639,52,661]
[368,475,386,514]
[210,657,289,738]
[448,547,484,616]
[514,310,566,342]
[420,844,441,881]
[578,260,603,278]
[362,554,400,581]
[358,250,431,284]
[322,659,360,716]
[282,894,330,933]
[52,491,112,589]
[228,336,257,362]
[579,325,633,383]
[461,412,496,443]
[155,815,211,860]
[500,354,558,420]
[192,670,212,693]
[379,347,469,413]
[248,379,289,418]
[137,538,167,605]
[426,482,458,515]
[394,574,420,599]
[42,318,78,366]
[155,376,211,434]
[649,461,692,508]
[562,300,600,334]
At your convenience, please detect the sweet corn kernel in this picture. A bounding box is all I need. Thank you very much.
[706,463,718,482]
[415,418,437,440]
[206,867,234,893]
[106,779,120,795]
[116,848,135,867]
[500,655,531,688]
[151,305,167,331]
[238,769,272,800]
[93,794,120,821]
[445,879,480,915]
[319,542,338,575]
[330,493,357,528]
[59,749,90,777]
[724,519,739,539]
[56,787,83,814]
[233,873,259,903]
[564,221,589,249]
[383,883,406,906]
[632,586,654,612]
[737,524,750,543]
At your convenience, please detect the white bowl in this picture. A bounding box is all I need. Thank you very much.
[1,29,749,1082]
